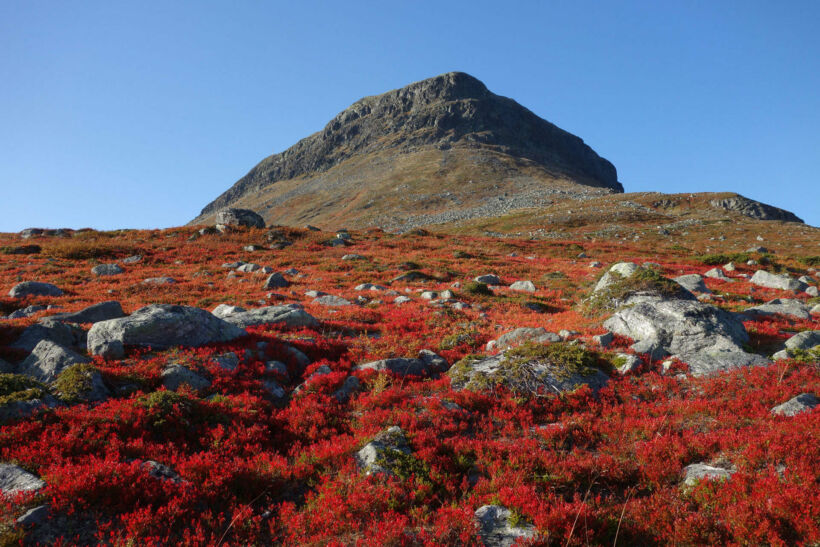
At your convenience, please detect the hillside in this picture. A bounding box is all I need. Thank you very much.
[191,72,623,229]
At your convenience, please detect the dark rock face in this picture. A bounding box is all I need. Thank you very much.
[709,195,803,223]
[196,72,622,219]
[214,208,265,228]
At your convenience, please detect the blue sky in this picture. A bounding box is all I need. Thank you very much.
[1,1,818,229]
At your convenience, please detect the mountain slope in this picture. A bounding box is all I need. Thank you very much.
[191,72,622,227]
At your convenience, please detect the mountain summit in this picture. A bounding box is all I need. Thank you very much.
[192,72,623,229]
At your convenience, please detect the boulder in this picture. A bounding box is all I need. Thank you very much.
[214,208,265,228]
[614,353,641,374]
[448,348,609,395]
[48,301,125,324]
[18,340,90,383]
[6,305,46,319]
[263,273,289,289]
[488,328,560,352]
[674,274,710,294]
[54,364,110,402]
[262,379,286,403]
[88,304,247,359]
[744,299,812,320]
[142,277,176,285]
[784,330,820,351]
[593,262,639,293]
[770,393,818,417]
[333,376,361,403]
[91,264,123,276]
[161,364,211,391]
[236,263,260,273]
[592,332,614,348]
[474,274,501,285]
[704,267,731,281]
[215,304,320,329]
[750,270,807,292]
[509,280,536,292]
[313,295,352,307]
[603,297,767,376]
[16,504,48,526]
[474,505,537,547]
[12,319,87,353]
[9,281,63,298]
[354,350,449,377]
[141,461,184,484]
[0,464,46,496]
[393,296,412,305]
[354,426,412,476]
[682,463,734,487]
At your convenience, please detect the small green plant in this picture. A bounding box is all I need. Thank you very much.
[53,363,99,403]
[463,281,492,296]
[0,374,46,405]
[798,256,820,267]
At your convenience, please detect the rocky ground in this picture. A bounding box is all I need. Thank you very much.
[0,213,818,545]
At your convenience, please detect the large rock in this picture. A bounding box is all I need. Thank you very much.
[48,301,125,324]
[313,295,352,307]
[784,330,820,351]
[673,274,710,294]
[750,270,808,292]
[0,464,46,496]
[214,304,319,329]
[215,208,265,228]
[354,350,448,377]
[161,364,211,391]
[8,282,63,298]
[744,299,812,320]
[509,280,536,293]
[448,348,609,395]
[12,319,87,353]
[263,273,289,289]
[88,304,247,358]
[592,262,639,293]
[770,393,818,417]
[18,340,90,383]
[91,264,124,276]
[603,297,767,376]
[682,463,734,487]
[354,426,412,477]
[474,505,537,547]
[54,364,110,402]
[488,327,560,351]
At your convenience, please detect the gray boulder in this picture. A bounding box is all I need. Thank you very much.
[142,277,176,285]
[355,426,412,476]
[474,274,501,285]
[313,295,352,307]
[603,297,767,376]
[784,330,820,351]
[614,353,641,374]
[215,208,265,228]
[12,318,86,353]
[704,267,731,281]
[750,270,807,292]
[509,280,536,292]
[88,304,247,359]
[474,505,537,547]
[54,364,110,402]
[744,299,812,320]
[674,274,711,294]
[682,463,734,487]
[142,461,184,484]
[91,264,124,276]
[262,379,287,403]
[263,272,289,289]
[49,301,125,324]
[354,350,448,377]
[161,364,211,391]
[16,504,49,526]
[215,304,319,329]
[0,463,46,496]
[18,340,90,383]
[6,305,46,319]
[333,376,361,403]
[488,328,560,351]
[593,262,639,293]
[770,393,818,417]
[9,281,63,298]
[448,351,609,395]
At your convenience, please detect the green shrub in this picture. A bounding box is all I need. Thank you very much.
[696,252,751,266]
[463,281,492,296]
[53,363,99,403]
[798,256,820,267]
[584,267,684,314]
[0,374,46,405]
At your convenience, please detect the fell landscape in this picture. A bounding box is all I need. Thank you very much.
[2,4,819,546]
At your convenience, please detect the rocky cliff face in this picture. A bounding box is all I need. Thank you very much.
[193,72,622,224]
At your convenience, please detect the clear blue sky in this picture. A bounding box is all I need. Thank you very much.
[2,1,818,230]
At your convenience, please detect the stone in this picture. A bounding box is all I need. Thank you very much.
[48,301,125,324]
[55,364,109,402]
[91,264,124,276]
[16,504,48,526]
[342,254,364,260]
[214,208,265,228]
[772,349,791,361]
[88,304,247,358]
[393,296,411,305]
[142,461,184,484]
[420,291,438,300]
[750,270,808,292]
[6,305,46,319]
[8,281,63,298]
[354,350,449,377]
[213,352,240,371]
[604,297,767,376]
[723,262,736,272]
[474,274,501,285]
[142,277,176,285]
[614,353,641,374]
[682,463,734,487]
[806,286,819,297]
[704,267,731,281]
[0,463,45,496]
[592,332,614,348]
[449,351,609,395]
[18,340,90,383]
[333,376,361,403]
[474,505,537,547]
[236,263,260,273]
[592,262,639,293]
[121,255,142,264]
[212,304,319,329]
[265,360,289,377]
[391,271,433,283]
[488,328,561,352]
[784,330,820,351]
[509,280,536,292]
[263,272,289,289]
[262,379,286,402]
[673,274,710,294]
[161,364,211,391]
[313,295,352,307]
[12,318,87,353]
[744,299,812,320]
[812,304,820,316]
[355,426,412,476]
[770,393,819,417]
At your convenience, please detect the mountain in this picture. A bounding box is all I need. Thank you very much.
[191,72,623,229]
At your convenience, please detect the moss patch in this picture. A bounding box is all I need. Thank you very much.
[585,267,684,314]
[463,281,492,296]
[53,363,99,403]
[0,374,46,405]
